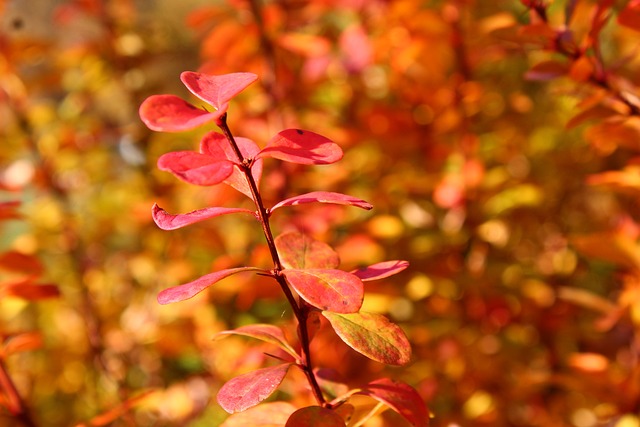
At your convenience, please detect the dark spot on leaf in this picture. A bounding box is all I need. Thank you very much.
[11,18,24,30]
[296,129,304,135]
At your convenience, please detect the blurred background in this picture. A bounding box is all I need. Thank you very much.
[1,0,640,425]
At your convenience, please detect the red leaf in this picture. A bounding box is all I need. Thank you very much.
[275,232,340,270]
[619,0,640,31]
[139,95,218,132]
[282,269,363,313]
[270,191,373,212]
[0,201,21,220]
[0,251,43,276]
[157,151,234,186]
[1,332,43,357]
[157,267,264,304]
[357,378,429,427]
[351,260,409,282]
[214,324,299,360]
[322,311,411,365]
[220,402,297,427]
[217,363,292,413]
[257,129,343,165]
[339,24,372,73]
[285,406,346,427]
[152,204,255,230]
[524,60,569,81]
[180,72,258,113]
[200,132,263,198]
[80,391,155,427]
[2,278,60,300]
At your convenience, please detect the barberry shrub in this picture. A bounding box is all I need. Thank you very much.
[139,72,429,426]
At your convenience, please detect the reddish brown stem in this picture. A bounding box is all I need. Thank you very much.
[0,360,37,427]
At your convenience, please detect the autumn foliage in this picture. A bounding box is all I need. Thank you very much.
[2,0,640,426]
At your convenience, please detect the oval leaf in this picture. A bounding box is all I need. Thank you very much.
[321,311,411,365]
[351,260,409,282]
[217,363,292,414]
[220,402,297,427]
[275,232,340,269]
[270,191,373,212]
[0,251,44,275]
[157,267,264,304]
[139,95,218,132]
[283,269,363,313]
[285,406,346,427]
[152,204,255,230]
[257,129,343,165]
[214,324,299,360]
[2,278,60,300]
[157,151,234,186]
[357,378,429,427]
[181,71,258,111]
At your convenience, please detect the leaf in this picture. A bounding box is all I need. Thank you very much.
[157,151,234,186]
[285,406,346,427]
[180,71,258,112]
[257,129,343,165]
[217,363,292,413]
[152,204,255,230]
[157,267,264,304]
[282,269,363,313]
[275,232,340,269]
[357,378,429,427]
[2,278,60,300]
[270,192,373,212]
[79,391,155,427]
[314,368,349,399]
[214,324,299,360]
[351,260,409,282]
[0,201,21,220]
[200,132,263,198]
[139,95,218,132]
[276,33,331,57]
[321,311,411,365]
[524,60,569,81]
[571,232,640,269]
[619,0,640,32]
[1,332,43,357]
[0,251,43,276]
[220,402,297,427]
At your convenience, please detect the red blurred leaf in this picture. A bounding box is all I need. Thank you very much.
[157,151,234,186]
[0,251,43,276]
[257,129,343,165]
[314,368,349,399]
[1,332,43,357]
[270,191,373,212]
[157,267,264,304]
[79,391,155,427]
[566,105,620,129]
[276,33,331,57]
[217,363,292,414]
[285,406,346,427]
[180,72,258,113]
[351,260,409,282]
[357,378,429,427]
[282,269,363,313]
[339,24,372,73]
[571,232,640,270]
[275,232,340,270]
[2,278,60,301]
[200,132,263,198]
[220,402,297,427]
[214,324,299,360]
[0,201,21,220]
[524,60,569,81]
[619,0,640,31]
[322,311,411,365]
[152,204,255,230]
[139,95,218,132]
[586,166,640,192]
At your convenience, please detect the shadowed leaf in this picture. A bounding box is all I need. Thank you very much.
[283,269,363,313]
[214,324,299,360]
[351,260,409,281]
[157,151,234,186]
[152,204,255,230]
[275,232,340,269]
[257,129,343,165]
[2,278,60,300]
[180,71,258,112]
[270,191,373,212]
[139,95,218,132]
[220,402,297,427]
[285,406,346,427]
[0,251,43,275]
[358,378,429,427]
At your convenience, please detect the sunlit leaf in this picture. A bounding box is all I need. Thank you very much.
[257,129,343,165]
[282,269,363,313]
[357,378,429,427]
[2,278,60,300]
[619,0,640,31]
[322,311,411,365]
[1,332,43,357]
[157,267,264,304]
[277,33,331,57]
[214,324,299,360]
[0,201,21,220]
[152,204,255,230]
[0,251,43,275]
[180,71,258,112]
[571,232,640,269]
[285,406,346,427]
[139,95,217,132]
[217,363,292,414]
[351,260,409,282]
[275,232,340,270]
[270,192,373,212]
[220,402,297,427]
[157,151,234,186]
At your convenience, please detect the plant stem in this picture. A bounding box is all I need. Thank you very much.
[0,359,37,427]
[216,114,327,406]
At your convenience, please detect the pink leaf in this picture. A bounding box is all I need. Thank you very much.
[257,129,343,165]
[200,132,263,198]
[275,232,340,270]
[270,191,372,212]
[351,260,409,282]
[285,406,346,427]
[180,72,258,112]
[139,95,218,132]
[282,269,363,313]
[157,267,264,304]
[321,311,412,365]
[152,204,255,230]
[214,324,299,360]
[357,378,429,427]
[220,402,297,427]
[157,151,234,186]
[217,363,292,414]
